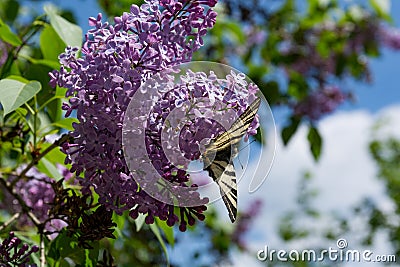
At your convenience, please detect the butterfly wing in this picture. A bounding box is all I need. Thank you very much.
[204,139,237,222]
[203,98,261,222]
[214,162,237,222]
[210,97,261,157]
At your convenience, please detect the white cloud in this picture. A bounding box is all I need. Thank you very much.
[230,104,400,266]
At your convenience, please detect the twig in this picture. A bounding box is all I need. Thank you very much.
[0,178,42,227]
[11,134,71,187]
[40,234,46,267]
[0,212,20,232]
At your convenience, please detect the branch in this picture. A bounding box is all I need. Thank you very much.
[40,234,46,267]
[0,212,20,232]
[11,134,71,187]
[0,178,42,227]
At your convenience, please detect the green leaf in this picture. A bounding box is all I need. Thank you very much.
[369,0,391,21]
[81,242,99,267]
[40,25,66,61]
[52,117,78,131]
[0,78,41,116]
[6,74,28,83]
[156,218,175,247]
[56,86,67,97]
[37,157,63,180]
[149,223,170,266]
[1,0,20,22]
[39,142,68,166]
[260,80,280,105]
[0,18,22,46]
[220,20,246,44]
[44,5,82,48]
[281,116,300,145]
[288,72,309,100]
[48,230,77,260]
[48,230,98,265]
[30,58,60,70]
[135,213,146,232]
[307,126,322,160]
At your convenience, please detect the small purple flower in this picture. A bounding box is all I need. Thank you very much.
[0,39,8,67]
[379,26,400,50]
[232,199,262,250]
[0,232,39,266]
[0,166,67,234]
[280,20,381,81]
[293,86,347,120]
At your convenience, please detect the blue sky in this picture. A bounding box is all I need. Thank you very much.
[340,0,400,112]
[24,0,400,114]
[36,0,399,123]
[345,0,400,112]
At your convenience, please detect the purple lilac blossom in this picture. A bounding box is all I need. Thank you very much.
[0,40,8,67]
[293,86,347,121]
[379,26,400,50]
[0,167,67,233]
[0,232,39,266]
[278,20,393,120]
[49,0,220,230]
[232,199,262,250]
[281,22,400,80]
[149,69,260,165]
[281,21,379,79]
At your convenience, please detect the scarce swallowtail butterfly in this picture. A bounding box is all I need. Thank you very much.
[202,97,261,222]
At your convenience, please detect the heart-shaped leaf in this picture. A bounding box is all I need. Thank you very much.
[0,78,41,116]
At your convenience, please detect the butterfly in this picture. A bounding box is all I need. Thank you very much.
[202,97,261,222]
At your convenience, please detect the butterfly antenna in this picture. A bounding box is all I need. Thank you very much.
[239,139,256,152]
[238,156,244,169]
[237,139,257,169]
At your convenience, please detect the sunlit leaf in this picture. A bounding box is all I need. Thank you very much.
[149,223,170,266]
[135,213,146,232]
[0,78,41,116]
[40,25,66,61]
[37,157,63,180]
[156,218,175,247]
[370,0,391,21]
[0,17,22,46]
[44,5,82,48]
[52,117,78,131]
[307,126,322,160]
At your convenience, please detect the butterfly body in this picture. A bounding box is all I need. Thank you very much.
[202,98,261,222]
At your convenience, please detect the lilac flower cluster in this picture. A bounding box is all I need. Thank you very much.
[1,167,66,233]
[148,69,260,164]
[0,39,8,67]
[0,232,39,266]
[49,0,219,230]
[280,21,380,80]
[379,26,400,50]
[232,199,262,250]
[278,19,400,120]
[293,86,347,121]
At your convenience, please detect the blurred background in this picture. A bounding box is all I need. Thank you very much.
[1,0,400,266]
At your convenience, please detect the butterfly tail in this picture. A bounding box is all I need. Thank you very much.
[216,163,238,222]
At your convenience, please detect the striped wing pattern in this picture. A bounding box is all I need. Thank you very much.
[204,98,261,222]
